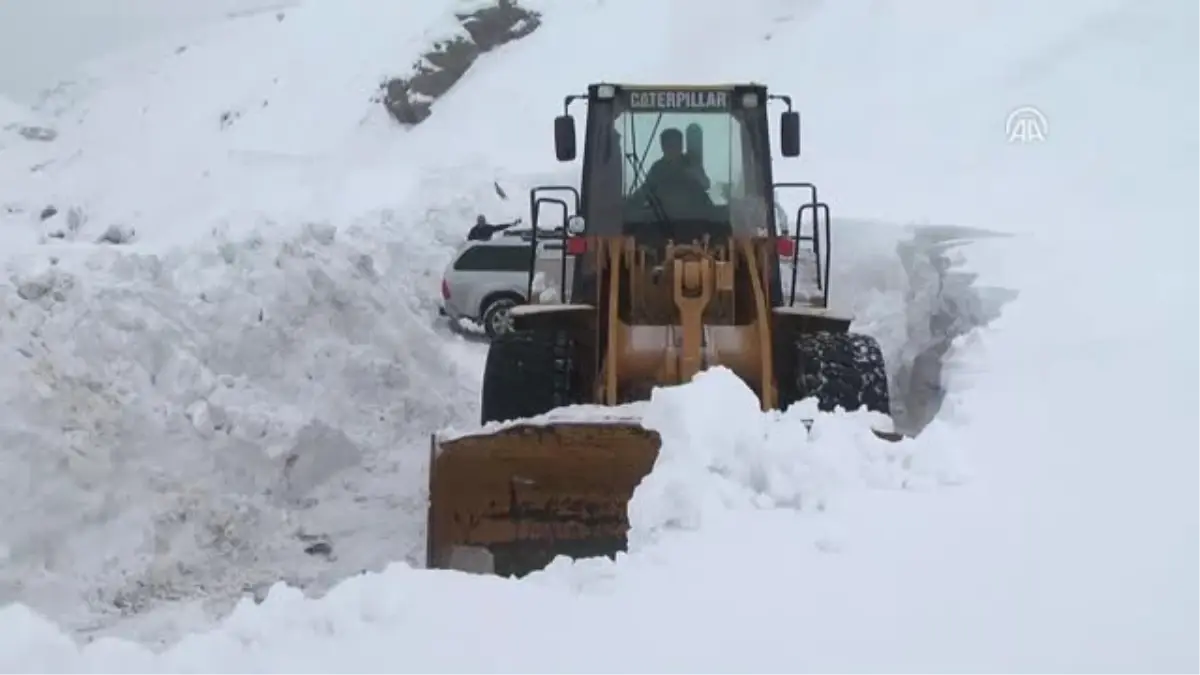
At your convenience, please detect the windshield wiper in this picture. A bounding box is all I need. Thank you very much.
[625,115,673,237]
[624,152,674,236]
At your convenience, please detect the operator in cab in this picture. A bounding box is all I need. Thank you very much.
[627,127,713,221]
[643,127,710,192]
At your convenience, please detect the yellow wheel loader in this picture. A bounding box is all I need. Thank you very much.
[427,83,899,577]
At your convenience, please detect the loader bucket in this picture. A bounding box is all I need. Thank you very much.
[426,422,661,578]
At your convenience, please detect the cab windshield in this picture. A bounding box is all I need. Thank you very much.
[618,109,743,224]
[611,95,768,235]
[580,87,773,237]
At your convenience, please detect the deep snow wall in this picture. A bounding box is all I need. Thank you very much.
[0,0,521,641]
[0,211,483,638]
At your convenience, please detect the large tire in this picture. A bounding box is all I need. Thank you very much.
[778,331,892,415]
[480,329,583,424]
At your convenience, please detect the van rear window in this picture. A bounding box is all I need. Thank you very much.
[453,245,532,272]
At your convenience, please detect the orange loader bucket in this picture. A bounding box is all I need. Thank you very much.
[426,422,661,577]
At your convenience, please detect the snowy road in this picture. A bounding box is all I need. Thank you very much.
[0,0,1195,671]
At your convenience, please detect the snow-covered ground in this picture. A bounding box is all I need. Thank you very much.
[0,0,1196,671]
[0,0,303,106]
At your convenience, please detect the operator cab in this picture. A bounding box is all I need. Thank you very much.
[554,84,800,246]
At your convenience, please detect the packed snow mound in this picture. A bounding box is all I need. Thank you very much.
[630,368,962,549]
[0,209,485,638]
[1,368,966,673]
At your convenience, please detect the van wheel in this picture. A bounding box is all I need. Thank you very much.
[481,296,519,339]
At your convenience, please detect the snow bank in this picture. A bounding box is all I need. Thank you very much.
[631,369,894,545]
[0,207,491,639]
[2,368,965,673]
[0,0,523,641]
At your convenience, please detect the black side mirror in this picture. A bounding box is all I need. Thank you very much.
[780,111,800,157]
[554,115,577,161]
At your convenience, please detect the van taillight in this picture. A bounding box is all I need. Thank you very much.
[776,237,796,259]
[441,278,450,299]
